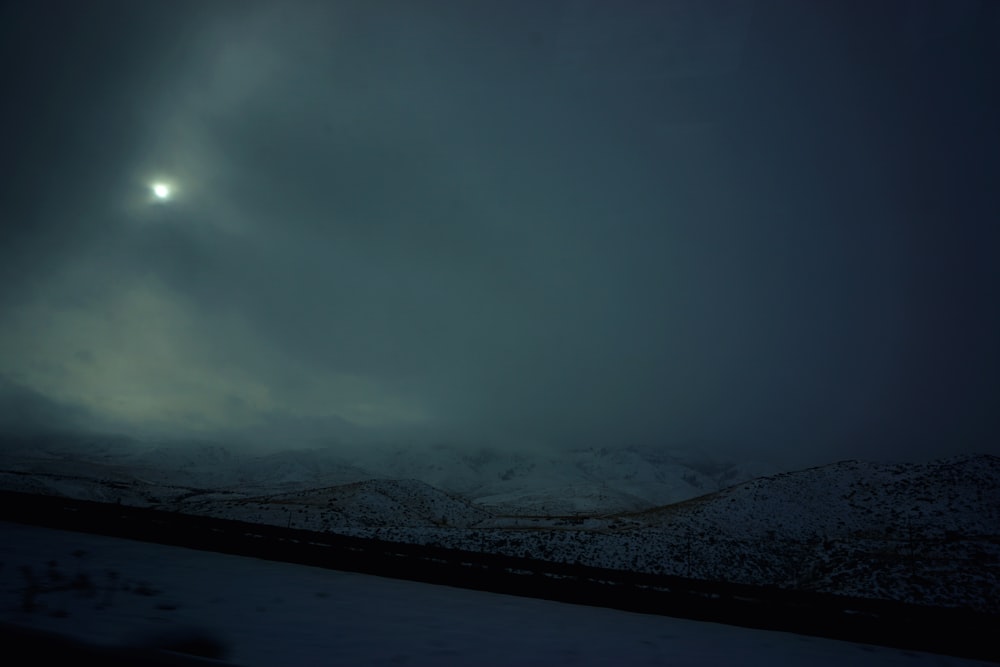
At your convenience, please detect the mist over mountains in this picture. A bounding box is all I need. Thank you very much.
[0,433,777,514]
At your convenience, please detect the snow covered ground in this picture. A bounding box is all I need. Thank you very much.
[0,521,991,666]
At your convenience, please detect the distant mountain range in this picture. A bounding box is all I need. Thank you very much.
[1,434,997,613]
[0,435,775,512]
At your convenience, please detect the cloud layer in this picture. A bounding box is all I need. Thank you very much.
[2,1,998,464]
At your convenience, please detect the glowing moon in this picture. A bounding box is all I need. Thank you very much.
[152,183,171,200]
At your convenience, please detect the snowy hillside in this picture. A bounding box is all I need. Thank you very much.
[179,478,492,530]
[3,434,997,613]
[633,455,1000,539]
[115,453,998,612]
[344,443,775,513]
[0,436,773,513]
[326,455,1000,613]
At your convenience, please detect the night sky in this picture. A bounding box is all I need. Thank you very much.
[1,1,997,465]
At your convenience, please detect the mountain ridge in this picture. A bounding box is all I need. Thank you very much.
[1,437,996,612]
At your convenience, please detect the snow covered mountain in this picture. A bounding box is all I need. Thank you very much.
[0,436,774,513]
[343,442,776,514]
[359,454,1000,613]
[179,478,492,530]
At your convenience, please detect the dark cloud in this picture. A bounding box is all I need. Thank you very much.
[0,376,95,436]
[1,1,998,464]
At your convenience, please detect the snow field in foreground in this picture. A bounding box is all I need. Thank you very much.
[0,521,991,667]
